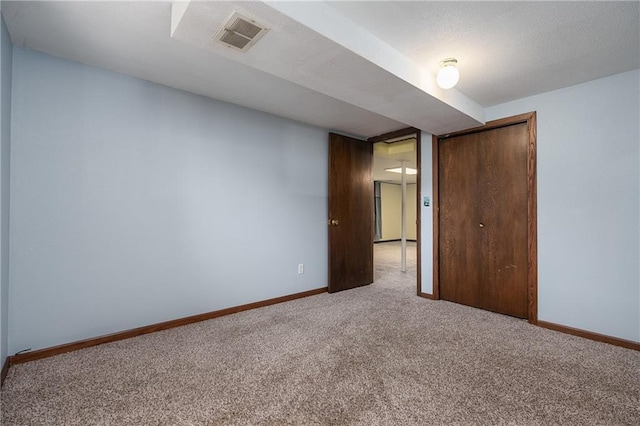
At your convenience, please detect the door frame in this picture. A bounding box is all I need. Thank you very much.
[367,127,422,296]
[432,112,538,324]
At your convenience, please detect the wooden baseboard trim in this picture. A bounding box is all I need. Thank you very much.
[8,287,328,366]
[374,239,417,244]
[537,320,640,351]
[418,292,436,300]
[1,357,9,387]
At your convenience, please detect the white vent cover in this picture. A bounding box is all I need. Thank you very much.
[213,12,269,52]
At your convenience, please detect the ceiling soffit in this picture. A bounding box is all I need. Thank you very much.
[170,1,485,135]
[2,1,407,138]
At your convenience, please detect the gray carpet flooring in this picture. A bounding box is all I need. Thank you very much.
[2,242,639,425]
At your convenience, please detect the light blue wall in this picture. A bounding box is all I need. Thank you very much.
[6,44,638,356]
[487,70,640,342]
[420,131,433,295]
[1,12,13,368]
[9,47,328,354]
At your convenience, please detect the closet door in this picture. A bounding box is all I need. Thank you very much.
[439,132,483,309]
[439,123,529,318]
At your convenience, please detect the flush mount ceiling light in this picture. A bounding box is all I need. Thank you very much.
[385,167,417,175]
[436,58,459,89]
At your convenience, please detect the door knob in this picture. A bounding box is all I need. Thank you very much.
[328,219,339,226]
[479,223,484,228]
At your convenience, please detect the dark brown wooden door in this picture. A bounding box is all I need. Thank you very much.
[328,133,373,293]
[439,123,529,318]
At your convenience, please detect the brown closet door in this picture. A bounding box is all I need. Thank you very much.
[439,123,529,318]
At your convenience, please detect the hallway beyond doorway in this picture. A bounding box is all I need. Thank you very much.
[374,241,417,295]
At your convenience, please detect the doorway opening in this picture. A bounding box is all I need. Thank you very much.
[371,130,420,295]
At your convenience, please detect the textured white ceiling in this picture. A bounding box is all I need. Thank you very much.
[328,1,640,106]
[2,1,639,137]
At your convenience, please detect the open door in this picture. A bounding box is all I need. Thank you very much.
[328,133,373,293]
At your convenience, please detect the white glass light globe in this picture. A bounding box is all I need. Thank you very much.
[436,65,460,89]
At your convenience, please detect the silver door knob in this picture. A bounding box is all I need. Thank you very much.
[479,223,484,228]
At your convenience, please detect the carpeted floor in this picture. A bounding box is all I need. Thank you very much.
[1,242,639,425]
[373,241,417,293]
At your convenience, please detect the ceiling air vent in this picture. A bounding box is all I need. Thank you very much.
[214,12,269,52]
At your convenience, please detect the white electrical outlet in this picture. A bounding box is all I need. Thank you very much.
[298,264,304,274]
